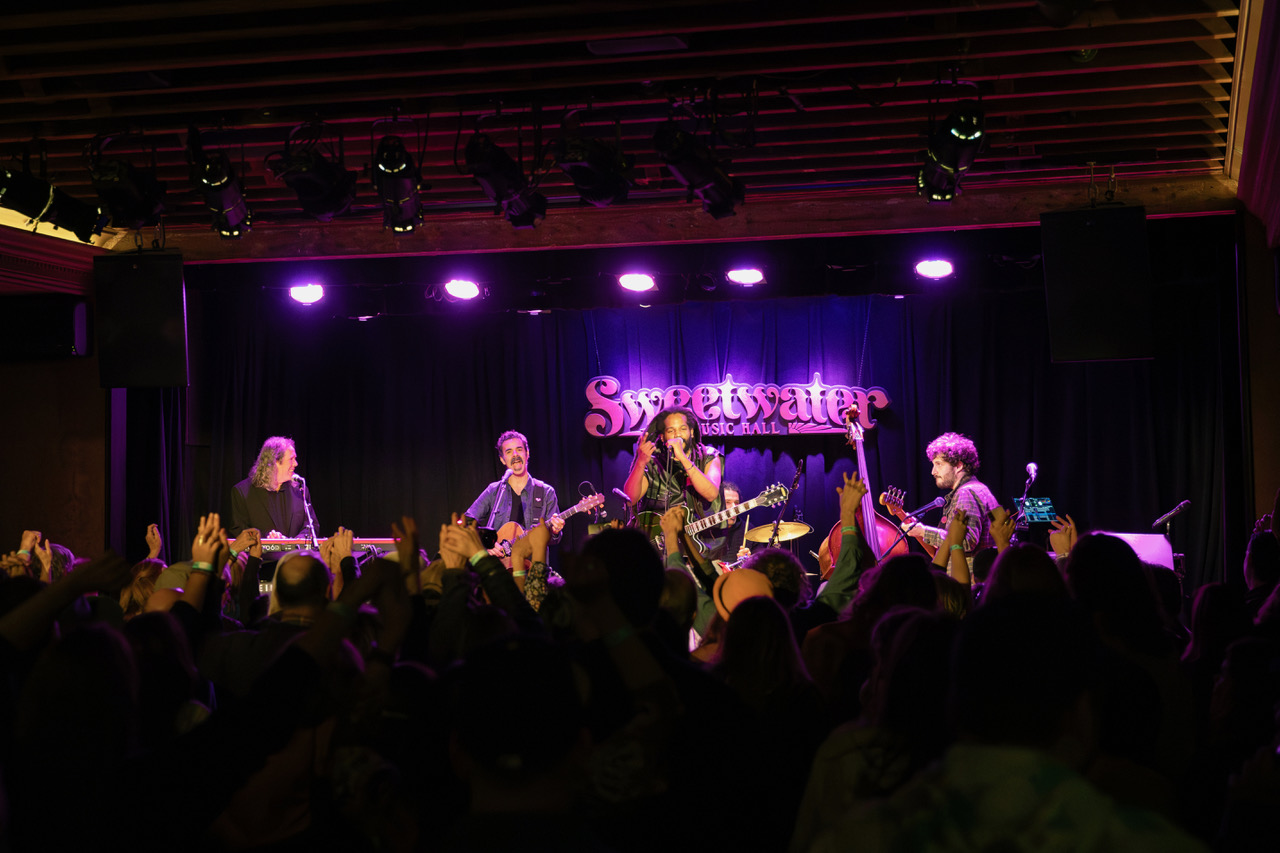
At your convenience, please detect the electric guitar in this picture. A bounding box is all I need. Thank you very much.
[494,493,605,559]
[683,483,790,552]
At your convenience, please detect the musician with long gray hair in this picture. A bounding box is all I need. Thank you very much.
[230,436,313,539]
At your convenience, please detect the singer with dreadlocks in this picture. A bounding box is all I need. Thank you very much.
[623,407,724,542]
[230,436,315,540]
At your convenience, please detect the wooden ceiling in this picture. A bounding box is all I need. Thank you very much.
[0,0,1247,264]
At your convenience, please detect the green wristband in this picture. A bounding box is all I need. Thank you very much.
[841,526,858,534]
[949,543,964,552]
[190,561,215,574]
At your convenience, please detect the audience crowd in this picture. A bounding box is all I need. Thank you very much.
[2,478,1279,851]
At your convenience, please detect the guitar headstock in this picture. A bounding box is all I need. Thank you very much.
[879,486,906,511]
[762,483,789,506]
[577,493,605,512]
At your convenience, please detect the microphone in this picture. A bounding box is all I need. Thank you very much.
[1026,462,1038,482]
[1151,499,1191,530]
[905,496,946,518]
[612,487,632,504]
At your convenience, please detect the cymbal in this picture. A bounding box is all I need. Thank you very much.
[745,521,813,543]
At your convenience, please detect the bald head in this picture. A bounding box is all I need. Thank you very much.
[273,552,332,608]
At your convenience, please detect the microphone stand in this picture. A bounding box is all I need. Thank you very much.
[296,476,319,549]
[768,460,805,548]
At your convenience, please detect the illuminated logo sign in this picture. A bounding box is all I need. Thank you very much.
[584,372,891,437]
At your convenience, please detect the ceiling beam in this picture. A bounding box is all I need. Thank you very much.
[159,174,1241,264]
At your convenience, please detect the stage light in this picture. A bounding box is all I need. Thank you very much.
[88,139,167,231]
[266,123,357,222]
[726,268,764,286]
[0,168,107,242]
[465,133,546,229]
[373,135,423,233]
[653,121,744,220]
[290,283,324,304]
[619,273,655,292]
[187,127,251,238]
[444,279,481,300]
[917,158,958,203]
[557,136,634,208]
[915,259,954,279]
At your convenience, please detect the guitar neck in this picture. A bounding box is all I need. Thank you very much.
[687,496,763,534]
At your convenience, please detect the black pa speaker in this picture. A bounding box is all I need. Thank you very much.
[1040,205,1154,362]
[94,253,189,387]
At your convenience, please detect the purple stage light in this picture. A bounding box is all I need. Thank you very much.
[915,259,954,279]
[726,268,764,286]
[619,273,655,292]
[290,283,324,304]
[444,279,480,300]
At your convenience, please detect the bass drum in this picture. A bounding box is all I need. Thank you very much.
[822,512,908,580]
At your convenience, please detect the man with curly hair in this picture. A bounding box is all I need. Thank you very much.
[900,432,1000,563]
[230,436,311,539]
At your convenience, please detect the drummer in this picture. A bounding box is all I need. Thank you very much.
[703,481,752,564]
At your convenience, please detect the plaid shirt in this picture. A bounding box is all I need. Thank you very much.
[919,475,1000,554]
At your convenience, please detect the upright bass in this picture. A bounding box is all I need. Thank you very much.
[822,403,907,579]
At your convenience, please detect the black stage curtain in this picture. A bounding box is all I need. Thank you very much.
[154,215,1243,594]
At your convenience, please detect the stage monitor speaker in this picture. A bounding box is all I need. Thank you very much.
[1094,531,1175,572]
[1040,205,1154,363]
[94,253,188,388]
[0,295,89,360]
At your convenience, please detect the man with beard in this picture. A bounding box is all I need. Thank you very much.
[896,431,1000,562]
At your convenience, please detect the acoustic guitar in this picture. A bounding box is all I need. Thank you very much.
[493,493,605,563]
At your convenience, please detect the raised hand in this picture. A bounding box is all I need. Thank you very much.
[990,505,1015,551]
[660,505,687,537]
[1049,514,1078,557]
[191,513,222,564]
[19,530,40,553]
[331,526,354,563]
[635,433,658,465]
[945,508,970,546]
[390,516,420,582]
[837,470,868,524]
[145,523,163,559]
[441,513,486,566]
[32,538,53,581]
[230,528,258,555]
[318,536,336,572]
[245,528,263,559]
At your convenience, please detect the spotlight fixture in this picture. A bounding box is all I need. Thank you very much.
[88,135,167,230]
[266,123,357,222]
[618,273,655,292]
[290,283,324,304]
[556,136,635,208]
[917,102,985,203]
[187,127,251,239]
[915,259,955,279]
[0,167,107,242]
[726,268,764,286]
[443,278,481,300]
[372,135,424,233]
[465,133,546,229]
[653,121,743,220]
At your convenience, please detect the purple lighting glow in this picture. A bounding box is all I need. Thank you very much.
[726,268,764,286]
[444,279,480,300]
[915,259,954,279]
[290,283,324,304]
[619,273,656,292]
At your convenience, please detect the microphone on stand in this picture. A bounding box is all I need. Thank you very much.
[905,496,946,518]
[612,487,631,503]
[1026,462,1038,483]
[1152,499,1191,530]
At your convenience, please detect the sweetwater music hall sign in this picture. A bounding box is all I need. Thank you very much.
[584,373,892,438]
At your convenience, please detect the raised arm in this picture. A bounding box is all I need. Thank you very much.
[622,432,657,504]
